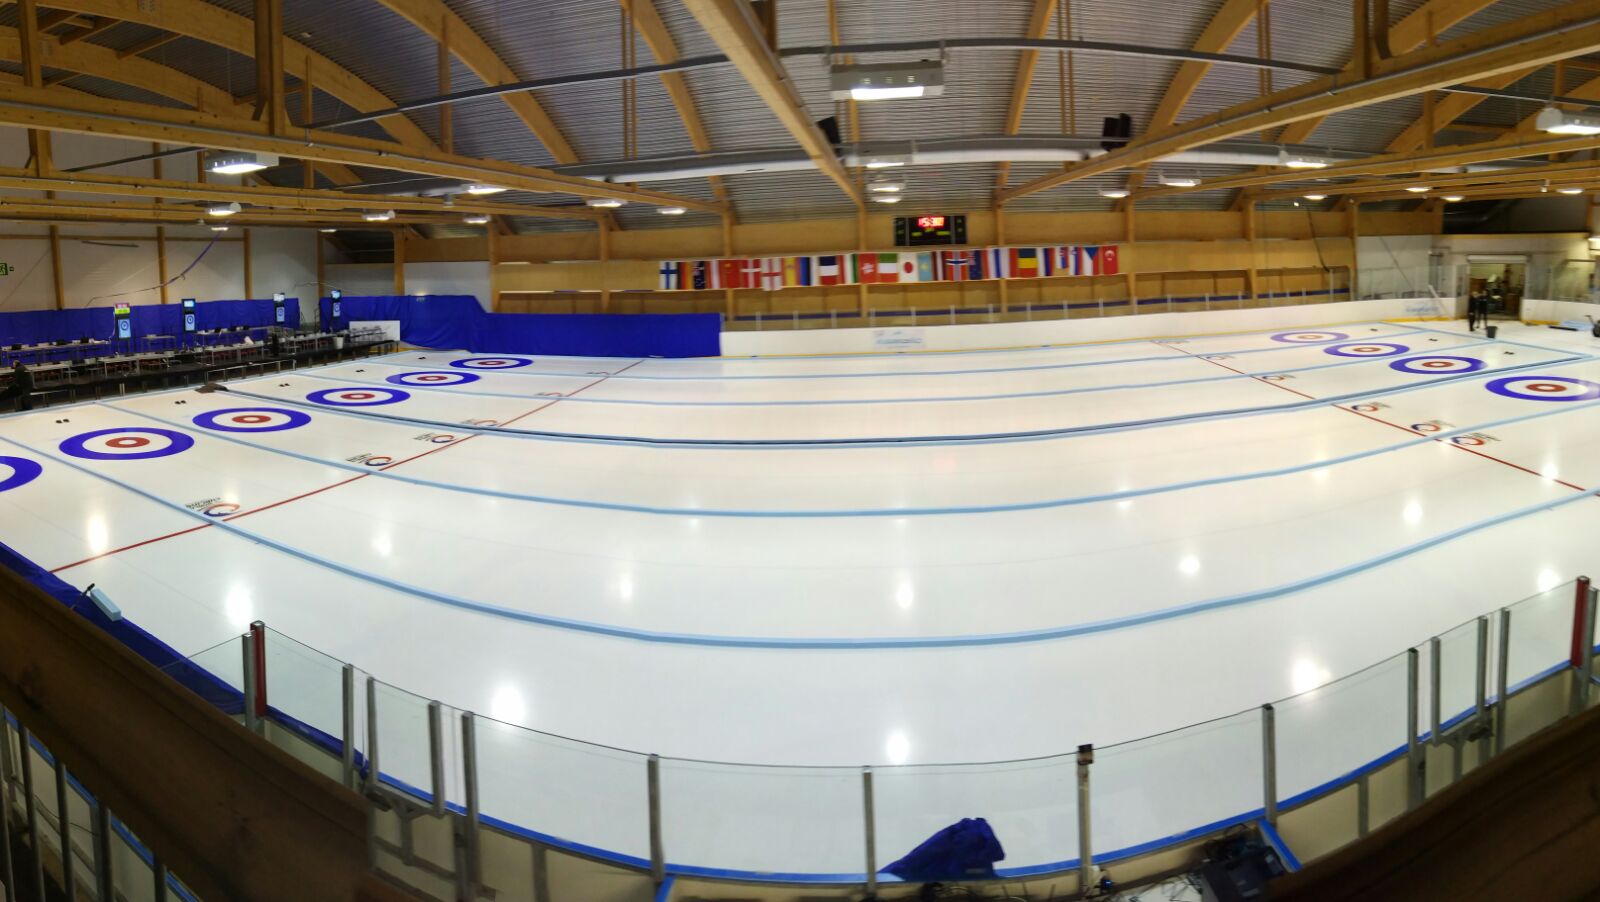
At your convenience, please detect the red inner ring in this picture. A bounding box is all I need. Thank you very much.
[107,437,150,448]
[343,392,375,400]
[1420,361,1455,368]
[232,414,271,424]
[1528,383,1567,393]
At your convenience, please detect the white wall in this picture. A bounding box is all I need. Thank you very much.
[324,263,395,298]
[722,296,1454,356]
[1356,235,1435,299]
[405,261,490,309]
[0,126,321,315]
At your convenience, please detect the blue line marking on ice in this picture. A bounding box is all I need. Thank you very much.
[96,394,1600,518]
[6,426,1594,651]
[221,351,1591,448]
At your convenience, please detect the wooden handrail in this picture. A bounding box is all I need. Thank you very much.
[0,563,407,901]
[1273,695,1600,899]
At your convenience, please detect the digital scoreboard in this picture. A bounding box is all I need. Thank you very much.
[113,304,132,340]
[181,298,197,334]
[895,214,967,247]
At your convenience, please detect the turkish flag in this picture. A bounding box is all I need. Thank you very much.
[1101,246,1120,276]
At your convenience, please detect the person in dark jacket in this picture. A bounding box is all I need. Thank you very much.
[1,361,34,411]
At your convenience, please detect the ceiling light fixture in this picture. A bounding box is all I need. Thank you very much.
[586,197,624,208]
[210,225,229,232]
[463,184,507,196]
[863,157,908,170]
[657,206,688,215]
[204,150,278,175]
[1443,195,1465,202]
[1158,172,1200,188]
[362,209,396,222]
[1559,186,1585,195]
[207,202,241,217]
[1405,186,1431,193]
[1303,194,1328,201]
[871,194,903,204]
[1279,150,1330,170]
[829,61,945,102]
[463,214,491,224]
[1099,187,1131,199]
[1536,105,1600,136]
[319,228,337,233]
[867,178,906,193]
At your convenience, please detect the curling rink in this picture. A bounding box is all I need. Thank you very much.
[5,317,1600,875]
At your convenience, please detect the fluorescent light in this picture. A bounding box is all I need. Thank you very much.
[319,228,337,233]
[866,179,906,193]
[463,214,491,224]
[464,184,507,195]
[871,194,903,204]
[205,150,277,175]
[207,202,241,217]
[1279,151,1330,170]
[1443,195,1465,202]
[864,159,907,170]
[210,225,229,232]
[1158,173,1200,188]
[1099,187,1130,199]
[586,197,624,208]
[852,85,925,101]
[1559,186,1585,195]
[829,61,945,102]
[657,206,688,215]
[1405,186,1431,193]
[1303,194,1327,201]
[1536,105,1600,136]
[362,209,396,222]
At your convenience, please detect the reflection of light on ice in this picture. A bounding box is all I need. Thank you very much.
[1402,500,1423,526]
[490,685,527,723]
[617,572,634,603]
[1541,462,1561,482]
[1178,555,1201,577]
[895,578,915,610]
[224,585,253,631]
[1538,568,1562,593]
[885,730,911,765]
[1290,658,1331,695]
[85,513,109,554]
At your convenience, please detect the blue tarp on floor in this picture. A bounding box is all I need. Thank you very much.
[319,295,721,358]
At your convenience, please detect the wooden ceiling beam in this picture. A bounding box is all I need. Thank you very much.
[1257,160,1600,201]
[1277,0,1496,146]
[116,30,178,59]
[683,0,861,207]
[622,0,728,202]
[993,0,1058,192]
[42,0,436,151]
[1000,0,1600,203]
[57,15,120,45]
[368,0,579,163]
[0,82,724,213]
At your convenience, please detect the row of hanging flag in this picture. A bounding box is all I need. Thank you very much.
[656,245,1120,291]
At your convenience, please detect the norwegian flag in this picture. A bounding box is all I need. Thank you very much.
[940,250,973,281]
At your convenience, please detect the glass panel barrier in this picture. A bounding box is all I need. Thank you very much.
[474,715,650,865]
[1091,709,1262,859]
[1274,653,1409,805]
[875,755,1078,875]
[371,678,436,804]
[657,758,862,878]
[1505,583,1575,693]
[160,635,245,716]
[1434,617,1484,734]
[262,628,348,751]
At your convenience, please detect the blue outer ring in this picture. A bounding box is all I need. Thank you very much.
[306,387,410,407]
[0,455,42,492]
[385,371,481,386]
[60,428,195,461]
[1485,375,1600,402]
[448,356,534,370]
[192,407,312,433]
[1324,341,1410,358]
[1270,330,1350,343]
[1388,355,1487,375]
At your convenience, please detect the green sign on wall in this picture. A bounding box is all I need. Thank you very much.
[0,263,13,276]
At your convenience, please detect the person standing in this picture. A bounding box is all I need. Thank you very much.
[1,361,34,411]
[1467,290,1483,331]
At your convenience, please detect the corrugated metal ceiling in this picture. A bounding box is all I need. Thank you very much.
[17,0,1599,233]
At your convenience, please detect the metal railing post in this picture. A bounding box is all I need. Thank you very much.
[341,664,357,790]
[1585,586,1598,709]
[427,701,446,817]
[647,755,665,886]
[1261,705,1278,826]
[1076,744,1094,892]
[19,727,42,902]
[1495,608,1511,756]
[93,800,111,902]
[1474,615,1489,764]
[153,856,167,902]
[460,712,481,893]
[1440,633,1452,748]
[364,677,380,793]
[861,766,877,895]
[1406,648,1422,810]
[240,631,260,735]
[1573,577,1595,715]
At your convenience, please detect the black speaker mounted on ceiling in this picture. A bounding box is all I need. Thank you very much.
[1102,114,1133,152]
[817,115,843,147]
